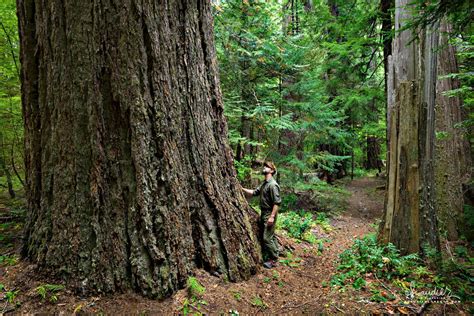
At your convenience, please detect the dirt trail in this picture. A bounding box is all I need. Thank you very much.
[2,176,387,314]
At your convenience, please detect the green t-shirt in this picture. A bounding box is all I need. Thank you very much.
[253,177,281,211]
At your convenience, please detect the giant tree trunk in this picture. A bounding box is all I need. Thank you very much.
[434,20,472,240]
[379,0,440,255]
[18,0,260,298]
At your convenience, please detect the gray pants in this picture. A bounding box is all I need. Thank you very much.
[260,210,279,261]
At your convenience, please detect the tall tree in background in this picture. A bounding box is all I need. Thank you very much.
[434,20,472,241]
[379,0,440,255]
[380,0,393,97]
[18,0,260,298]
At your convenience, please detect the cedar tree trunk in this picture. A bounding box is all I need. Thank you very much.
[379,0,440,255]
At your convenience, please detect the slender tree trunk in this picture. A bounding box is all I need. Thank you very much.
[434,20,472,240]
[18,0,260,298]
[0,154,15,198]
[366,136,382,171]
[380,0,393,98]
[237,0,255,160]
[379,0,440,255]
[10,130,25,187]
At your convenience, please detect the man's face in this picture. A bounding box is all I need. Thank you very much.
[262,166,272,175]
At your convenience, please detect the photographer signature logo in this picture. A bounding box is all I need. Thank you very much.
[405,283,461,304]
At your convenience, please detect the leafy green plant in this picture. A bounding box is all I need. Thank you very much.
[0,254,18,266]
[181,298,191,316]
[35,284,65,303]
[232,291,242,301]
[315,212,332,232]
[280,193,298,212]
[278,211,314,240]
[331,233,421,290]
[234,156,253,182]
[279,251,302,268]
[331,234,420,285]
[186,276,205,299]
[332,232,474,304]
[251,296,267,309]
[278,209,332,247]
[181,277,207,315]
[369,288,391,303]
[5,289,19,304]
[272,270,280,280]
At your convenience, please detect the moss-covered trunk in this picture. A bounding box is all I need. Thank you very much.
[18,0,260,298]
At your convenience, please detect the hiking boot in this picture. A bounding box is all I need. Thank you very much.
[263,260,277,269]
[263,261,273,269]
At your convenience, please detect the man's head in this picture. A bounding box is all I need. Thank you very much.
[262,161,277,176]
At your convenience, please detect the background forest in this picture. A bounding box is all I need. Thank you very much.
[0,0,473,314]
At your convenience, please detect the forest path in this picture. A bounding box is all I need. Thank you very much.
[86,176,386,314]
[2,176,387,314]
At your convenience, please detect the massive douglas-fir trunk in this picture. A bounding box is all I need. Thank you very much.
[18,0,260,298]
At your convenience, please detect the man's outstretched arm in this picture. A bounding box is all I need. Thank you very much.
[242,188,255,197]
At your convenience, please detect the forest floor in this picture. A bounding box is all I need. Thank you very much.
[0,176,470,314]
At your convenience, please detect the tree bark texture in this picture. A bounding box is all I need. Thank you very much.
[434,20,472,240]
[379,0,440,254]
[18,0,260,298]
[365,136,383,171]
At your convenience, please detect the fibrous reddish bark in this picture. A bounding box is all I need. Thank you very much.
[434,20,472,240]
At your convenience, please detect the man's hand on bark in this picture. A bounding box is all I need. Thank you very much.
[267,216,275,227]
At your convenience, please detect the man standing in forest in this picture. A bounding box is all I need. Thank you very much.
[242,161,281,268]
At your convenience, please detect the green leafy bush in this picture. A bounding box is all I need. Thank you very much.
[181,276,208,315]
[331,233,421,288]
[278,211,314,240]
[186,276,205,299]
[280,193,298,212]
[332,233,474,304]
[35,284,65,303]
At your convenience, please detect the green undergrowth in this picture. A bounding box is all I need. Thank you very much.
[281,179,350,214]
[251,295,267,309]
[35,284,65,303]
[181,277,207,315]
[0,283,21,308]
[351,168,380,178]
[330,233,473,307]
[279,251,302,268]
[277,210,331,245]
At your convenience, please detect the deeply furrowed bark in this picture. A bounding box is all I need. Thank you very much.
[18,0,260,298]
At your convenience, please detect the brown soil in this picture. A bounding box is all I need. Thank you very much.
[0,177,468,314]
